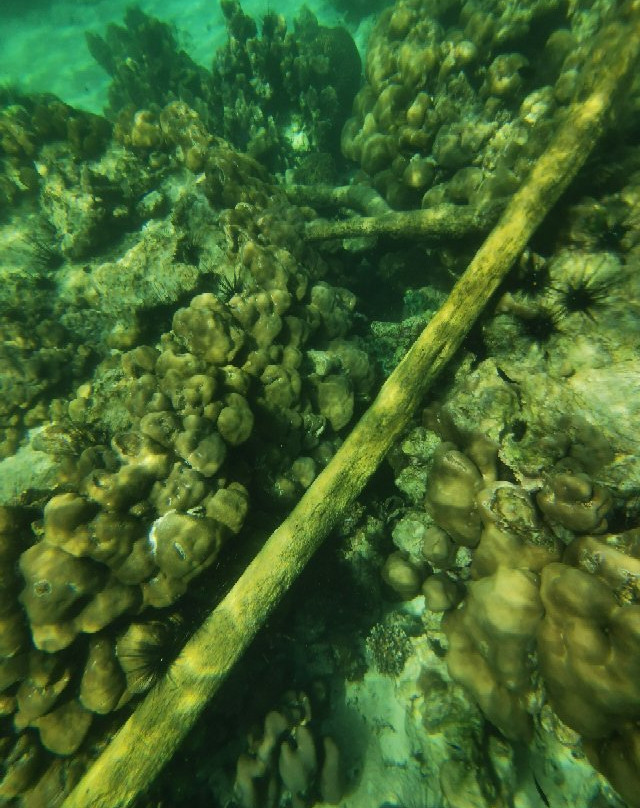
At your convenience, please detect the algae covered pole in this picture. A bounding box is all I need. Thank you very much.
[60,8,640,808]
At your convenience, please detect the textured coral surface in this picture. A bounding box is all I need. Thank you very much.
[1,1,640,807]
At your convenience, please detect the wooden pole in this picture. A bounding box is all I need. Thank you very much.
[60,10,640,808]
[303,202,501,242]
[285,182,392,216]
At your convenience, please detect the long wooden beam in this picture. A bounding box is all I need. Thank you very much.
[303,201,500,242]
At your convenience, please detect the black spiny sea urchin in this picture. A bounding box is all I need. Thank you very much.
[215,268,245,303]
[30,224,64,270]
[548,258,618,321]
[116,613,190,694]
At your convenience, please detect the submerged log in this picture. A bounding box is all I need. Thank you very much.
[303,201,501,242]
[286,182,391,216]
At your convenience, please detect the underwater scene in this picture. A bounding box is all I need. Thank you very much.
[1,0,640,806]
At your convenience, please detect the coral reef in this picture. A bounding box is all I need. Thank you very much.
[382,233,640,799]
[85,2,361,178]
[0,89,111,209]
[341,0,613,212]
[361,109,640,804]
[0,73,375,800]
[1,2,640,807]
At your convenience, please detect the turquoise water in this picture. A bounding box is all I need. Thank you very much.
[0,0,365,112]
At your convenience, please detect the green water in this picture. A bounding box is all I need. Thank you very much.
[1,1,639,807]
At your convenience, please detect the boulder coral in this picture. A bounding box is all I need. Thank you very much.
[341,0,610,210]
[385,252,640,801]
[0,85,375,800]
[418,433,640,803]
[538,534,640,807]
